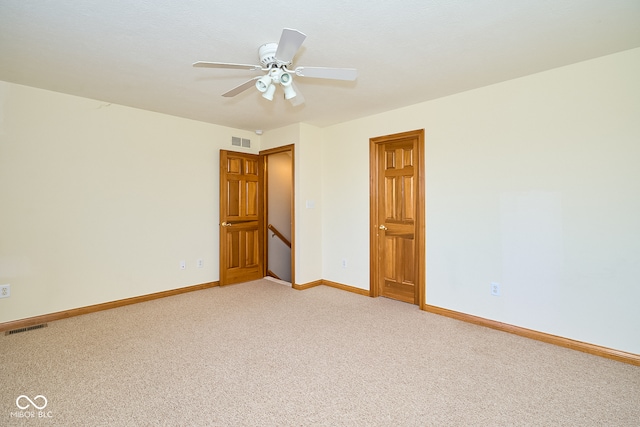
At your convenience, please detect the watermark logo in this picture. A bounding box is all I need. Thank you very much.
[16,395,48,410]
[10,395,53,419]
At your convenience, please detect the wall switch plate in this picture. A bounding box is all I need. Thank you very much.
[491,282,501,296]
[0,284,10,299]
[180,260,186,270]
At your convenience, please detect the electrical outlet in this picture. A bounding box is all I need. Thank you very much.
[491,282,501,296]
[180,260,186,270]
[197,259,203,268]
[0,284,10,299]
[342,259,347,268]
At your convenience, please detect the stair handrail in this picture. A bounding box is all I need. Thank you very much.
[268,224,291,248]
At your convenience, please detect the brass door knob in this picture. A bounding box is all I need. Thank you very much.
[379,225,388,230]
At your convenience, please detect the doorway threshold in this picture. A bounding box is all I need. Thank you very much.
[264,276,292,287]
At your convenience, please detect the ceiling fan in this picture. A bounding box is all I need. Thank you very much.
[193,28,357,106]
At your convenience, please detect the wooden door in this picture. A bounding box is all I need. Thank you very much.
[370,130,425,305]
[219,150,264,285]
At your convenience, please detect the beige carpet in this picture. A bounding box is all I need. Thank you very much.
[1,279,638,426]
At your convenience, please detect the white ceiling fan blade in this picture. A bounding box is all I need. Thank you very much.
[288,82,305,106]
[275,28,306,64]
[193,61,262,71]
[222,77,260,97]
[294,66,357,81]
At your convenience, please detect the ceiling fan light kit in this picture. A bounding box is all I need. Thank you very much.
[255,75,272,93]
[193,28,357,105]
[262,84,277,101]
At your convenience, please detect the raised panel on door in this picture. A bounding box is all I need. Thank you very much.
[245,180,258,217]
[227,179,240,217]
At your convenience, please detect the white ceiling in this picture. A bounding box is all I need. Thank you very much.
[1,0,639,132]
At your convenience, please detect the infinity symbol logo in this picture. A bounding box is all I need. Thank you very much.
[16,395,48,410]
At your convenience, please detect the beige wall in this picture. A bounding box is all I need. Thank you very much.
[2,47,639,355]
[261,123,324,284]
[296,123,324,283]
[320,48,640,354]
[0,82,257,322]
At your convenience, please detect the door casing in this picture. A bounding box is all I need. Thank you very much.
[369,129,426,307]
[261,144,295,286]
[219,146,295,286]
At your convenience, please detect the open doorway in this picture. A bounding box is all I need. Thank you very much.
[261,145,294,285]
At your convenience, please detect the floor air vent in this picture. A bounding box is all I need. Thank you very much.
[5,323,48,336]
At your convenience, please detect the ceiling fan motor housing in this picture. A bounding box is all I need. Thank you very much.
[258,43,279,67]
